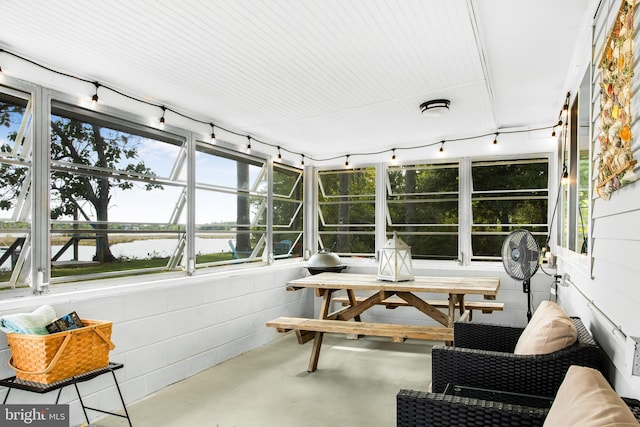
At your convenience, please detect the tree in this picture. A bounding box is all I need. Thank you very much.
[337,171,350,252]
[271,165,304,256]
[50,114,161,262]
[0,99,29,214]
[318,168,376,253]
[387,165,459,258]
[236,162,251,254]
[471,161,548,256]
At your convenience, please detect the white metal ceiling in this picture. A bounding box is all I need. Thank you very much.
[0,0,597,163]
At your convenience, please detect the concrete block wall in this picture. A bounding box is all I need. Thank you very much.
[0,263,309,426]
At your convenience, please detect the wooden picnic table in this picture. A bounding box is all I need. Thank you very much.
[267,272,500,372]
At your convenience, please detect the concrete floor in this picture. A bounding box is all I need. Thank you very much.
[96,333,435,427]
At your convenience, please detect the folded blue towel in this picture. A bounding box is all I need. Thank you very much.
[0,305,57,335]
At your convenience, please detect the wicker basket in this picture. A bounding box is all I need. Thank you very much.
[7,319,115,384]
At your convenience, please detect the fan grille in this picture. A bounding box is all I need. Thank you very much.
[501,229,540,280]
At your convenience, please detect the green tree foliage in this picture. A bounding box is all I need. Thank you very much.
[471,161,548,256]
[318,168,376,253]
[387,165,459,259]
[0,98,29,214]
[272,165,303,256]
[50,114,162,262]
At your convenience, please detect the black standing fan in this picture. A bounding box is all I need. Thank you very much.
[501,229,540,321]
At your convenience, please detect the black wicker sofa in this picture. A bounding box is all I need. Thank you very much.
[396,388,640,427]
[430,317,602,397]
[398,365,640,427]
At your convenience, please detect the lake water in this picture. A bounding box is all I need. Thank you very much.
[1,237,234,268]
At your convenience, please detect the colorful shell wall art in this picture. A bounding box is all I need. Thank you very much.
[597,0,637,200]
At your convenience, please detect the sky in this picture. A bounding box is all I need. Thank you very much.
[0,109,265,225]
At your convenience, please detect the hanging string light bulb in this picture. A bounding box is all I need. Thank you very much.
[91,82,100,104]
[345,154,350,167]
[159,106,166,126]
[561,164,569,185]
[277,146,282,162]
[300,154,305,167]
[391,148,397,163]
[492,133,498,145]
[246,136,252,153]
[0,47,569,170]
[210,123,216,143]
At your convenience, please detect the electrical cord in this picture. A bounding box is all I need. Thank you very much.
[1,48,559,164]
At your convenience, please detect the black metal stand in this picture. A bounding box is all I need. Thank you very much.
[0,362,132,427]
[523,279,532,322]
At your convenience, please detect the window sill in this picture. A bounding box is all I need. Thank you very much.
[0,259,305,311]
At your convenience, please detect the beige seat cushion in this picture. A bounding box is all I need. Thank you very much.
[544,365,638,427]
[513,300,577,355]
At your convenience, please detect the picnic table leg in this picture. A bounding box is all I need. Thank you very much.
[346,289,362,322]
[446,295,455,327]
[308,289,334,372]
[457,295,469,320]
[449,294,469,320]
[345,289,364,339]
[308,331,324,372]
[447,294,457,346]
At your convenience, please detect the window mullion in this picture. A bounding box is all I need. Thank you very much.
[459,158,472,265]
[376,162,387,260]
[266,158,274,264]
[304,165,317,259]
[186,133,196,274]
[32,86,51,292]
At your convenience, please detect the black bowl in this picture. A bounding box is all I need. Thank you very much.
[306,265,347,275]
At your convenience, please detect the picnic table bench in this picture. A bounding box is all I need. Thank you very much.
[331,295,503,320]
[267,273,501,372]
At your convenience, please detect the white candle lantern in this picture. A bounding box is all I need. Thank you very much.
[377,232,414,282]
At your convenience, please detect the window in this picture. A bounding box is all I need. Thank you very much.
[386,162,459,259]
[317,167,376,255]
[0,89,32,287]
[1,88,305,290]
[49,103,187,279]
[272,163,303,259]
[471,158,549,260]
[194,145,267,265]
[560,71,590,254]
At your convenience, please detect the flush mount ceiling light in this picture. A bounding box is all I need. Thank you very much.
[420,99,450,116]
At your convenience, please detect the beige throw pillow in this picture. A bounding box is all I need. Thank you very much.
[513,300,577,355]
[543,365,638,427]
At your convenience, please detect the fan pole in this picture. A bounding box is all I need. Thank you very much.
[523,279,532,321]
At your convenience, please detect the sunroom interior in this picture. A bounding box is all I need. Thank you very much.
[0,0,639,425]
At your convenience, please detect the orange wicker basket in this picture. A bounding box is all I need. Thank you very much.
[7,319,115,384]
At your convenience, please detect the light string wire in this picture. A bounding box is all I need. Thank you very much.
[1,48,559,163]
[539,91,571,277]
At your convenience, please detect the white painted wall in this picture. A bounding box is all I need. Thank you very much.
[0,264,309,425]
[554,0,640,400]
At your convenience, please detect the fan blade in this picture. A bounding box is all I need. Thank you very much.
[507,259,525,280]
[526,238,539,250]
[502,229,540,281]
